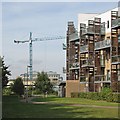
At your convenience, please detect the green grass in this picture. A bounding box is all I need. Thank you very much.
[32,96,118,107]
[2,95,119,118]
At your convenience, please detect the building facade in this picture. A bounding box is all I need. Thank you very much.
[19,71,62,88]
[66,7,120,97]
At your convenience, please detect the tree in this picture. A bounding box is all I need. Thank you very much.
[35,71,53,96]
[0,56,11,88]
[12,77,24,96]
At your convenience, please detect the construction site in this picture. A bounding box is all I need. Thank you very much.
[65,7,120,97]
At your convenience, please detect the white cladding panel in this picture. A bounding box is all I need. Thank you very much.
[78,7,118,37]
[78,13,98,32]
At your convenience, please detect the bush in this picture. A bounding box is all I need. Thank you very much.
[71,92,79,98]
[71,90,119,103]
[3,87,12,95]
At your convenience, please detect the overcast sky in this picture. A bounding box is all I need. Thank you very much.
[2,2,118,79]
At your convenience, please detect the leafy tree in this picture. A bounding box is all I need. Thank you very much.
[35,71,53,96]
[12,77,24,96]
[0,56,11,88]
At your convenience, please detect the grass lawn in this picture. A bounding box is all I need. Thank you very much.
[32,96,118,107]
[2,95,119,119]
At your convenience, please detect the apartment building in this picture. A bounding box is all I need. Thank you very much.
[19,71,63,87]
[66,7,120,97]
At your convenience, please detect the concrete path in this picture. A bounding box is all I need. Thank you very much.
[20,96,119,109]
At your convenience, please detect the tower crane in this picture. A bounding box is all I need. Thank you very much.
[14,32,65,81]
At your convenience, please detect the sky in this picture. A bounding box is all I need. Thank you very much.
[1,2,118,80]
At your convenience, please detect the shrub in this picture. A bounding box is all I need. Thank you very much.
[71,92,79,98]
[71,91,119,103]
[3,87,12,95]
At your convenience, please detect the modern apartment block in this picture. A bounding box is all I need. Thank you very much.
[66,7,120,97]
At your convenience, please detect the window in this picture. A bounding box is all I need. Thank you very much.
[107,21,109,28]
[107,70,110,81]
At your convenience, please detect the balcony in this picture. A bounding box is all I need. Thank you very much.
[69,62,79,70]
[95,39,111,50]
[95,75,110,83]
[80,76,86,82]
[80,45,88,53]
[112,55,120,64]
[101,27,105,35]
[81,59,94,67]
[101,22,105,35]
[81,27,94,35]
[69,32,79,42]
[112,18,120,29]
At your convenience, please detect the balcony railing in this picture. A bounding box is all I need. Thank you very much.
[81,27,94,35]
[112,18,120,28]
[70,62,79,70]
[112,55,120,64]
[95,75,110,82]
[69,32,79,42]
[95,39,111,50]
[80,45,88,53]
[81,59,94,67]
[80,76,86,82]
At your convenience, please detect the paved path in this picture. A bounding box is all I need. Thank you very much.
[20,96,119,109]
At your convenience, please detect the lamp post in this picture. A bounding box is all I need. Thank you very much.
[26,65,31,103]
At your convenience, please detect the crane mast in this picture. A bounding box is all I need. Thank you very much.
[29,32,32,81]
[14,32,65,81]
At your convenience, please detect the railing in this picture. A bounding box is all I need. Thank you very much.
[101,27,105,35]
[81,27,94,35]
[81,59,94,67]
[80,45,88,53]
[95,75,110,81]
[100,59,105,66]
[70,62,79,69]
[112,18,120,28]
[69,32,79,42]
[95,39,111,50]
[112,55,120,64]
[95,75,105,81]
[80,76,86,82]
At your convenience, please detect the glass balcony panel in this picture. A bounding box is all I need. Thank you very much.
[95,39,111,50]
[80,45,88,53]
[69,32,79,41]
[70,62,79,70]
[112,55,120,63]
[81,59,94,67]
[112,18,120,28]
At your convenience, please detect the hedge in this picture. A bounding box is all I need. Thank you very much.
[71,92,120,103]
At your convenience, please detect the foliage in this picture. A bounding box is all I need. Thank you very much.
[0,56,11,88]
[35,71,53,95]
[2,87,12,95]
[101,87,112,100]
[71,87,119,103]
[12,77,24,96]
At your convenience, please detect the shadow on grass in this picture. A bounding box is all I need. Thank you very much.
[2,95,119,119]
